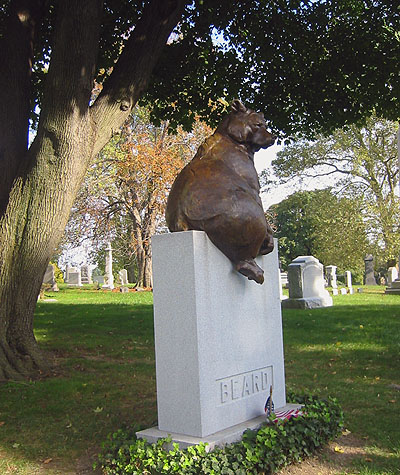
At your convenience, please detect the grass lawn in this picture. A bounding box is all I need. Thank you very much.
[0,285,398,474]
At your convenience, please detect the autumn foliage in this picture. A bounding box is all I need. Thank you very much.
[68,108,212,287]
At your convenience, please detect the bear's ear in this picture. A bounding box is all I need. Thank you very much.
[231,99,247,114]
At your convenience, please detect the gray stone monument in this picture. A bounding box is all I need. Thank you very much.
[68,269,82,287]
[43,264,59,291]
[345,270,354,294]
[136,232,299,450]
[387,267,398,286]
[64,264,70,283]
[281,256,333,309]
[118,269,129,285]
[92,273,104,285]
[385,266,400,295]
[364,255,377,285]
[81,265,92,284]
[102,243,114,290]
[325,265,338,295]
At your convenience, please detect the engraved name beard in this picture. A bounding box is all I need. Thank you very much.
[219,367,271,404]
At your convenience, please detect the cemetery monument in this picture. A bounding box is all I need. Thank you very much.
[81,264,92,284]
[43,264,59,292]
[325,265,338,295]
[364,255,377,285]
[102,243,114,290]
[137,101,299,449]
[282,256,333,309]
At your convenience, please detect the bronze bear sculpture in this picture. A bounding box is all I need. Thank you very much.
[165,100,276,284]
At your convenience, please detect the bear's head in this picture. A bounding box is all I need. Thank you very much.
[216,100,276,152]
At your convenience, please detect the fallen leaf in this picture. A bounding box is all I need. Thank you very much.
[43,458,53,464]
[334,446,344,453]
[389,399,396,403]
[0,421,5,426]
[12,443,20,449]
[342,429,351,436]
[365,457,373,462]
[94,406,103,413]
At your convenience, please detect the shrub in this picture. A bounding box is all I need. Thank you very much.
[96,392,344,474]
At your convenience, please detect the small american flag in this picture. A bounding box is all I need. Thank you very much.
[272,407,303,423]
[264,386,304,422]
[264,385,274,417]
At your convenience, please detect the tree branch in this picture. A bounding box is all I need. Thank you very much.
[0,0,46,213]
[90,0,187,156]
[37,0,103,138]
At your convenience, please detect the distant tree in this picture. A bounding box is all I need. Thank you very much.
[270,189,369,277]
[66,108,211,287]
[271,115,400,264]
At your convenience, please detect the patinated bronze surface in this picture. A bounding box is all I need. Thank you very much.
[165,100,276,284]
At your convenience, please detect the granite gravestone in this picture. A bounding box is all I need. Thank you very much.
[81,265,92,284]
[364,255,377,285]
[68,270,82,287]
[345,270,354,294]
[282,256,333,309]
[325,265,338,295]
[136,233,295,449]
[118,269,129,285]
[43,264,59,291]
[102,243,114,290]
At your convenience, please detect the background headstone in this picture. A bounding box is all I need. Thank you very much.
[325,265,338,295]
[345,270,354,294]
[102,243,114,290]
[387,267,398,285]
[43,264,59,291]
[92,274,104,284]
[282,256,333,309]
[81,265,92,284]
[68,270,82,287]
[118,269,129,285]
[364,255,377,285]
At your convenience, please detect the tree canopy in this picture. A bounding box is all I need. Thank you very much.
[270,189,369,279]
[271,114,400,263]
[65,107,211,287]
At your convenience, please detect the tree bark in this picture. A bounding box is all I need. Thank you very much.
[0,0,186,380]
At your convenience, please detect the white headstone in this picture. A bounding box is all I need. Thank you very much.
[282,256,333,309]
[102,243,114,290]
[81,265,92,284]
[387,267,398,285]
[118,269,129,285]
[340,288,347,295]
[325,265,337,289]
[68,270,82,287]
[92,274,104,284]
[43,264,59,291]
[137,231,287,446]
[345,271,354,294]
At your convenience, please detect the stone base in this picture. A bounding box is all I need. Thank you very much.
[281,296,332,309]
[137,405,301,452]
[385,288,400,295]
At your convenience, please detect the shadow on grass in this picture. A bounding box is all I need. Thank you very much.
[0,298,158,472]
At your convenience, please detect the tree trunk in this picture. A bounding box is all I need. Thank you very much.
[0,0,186,380]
